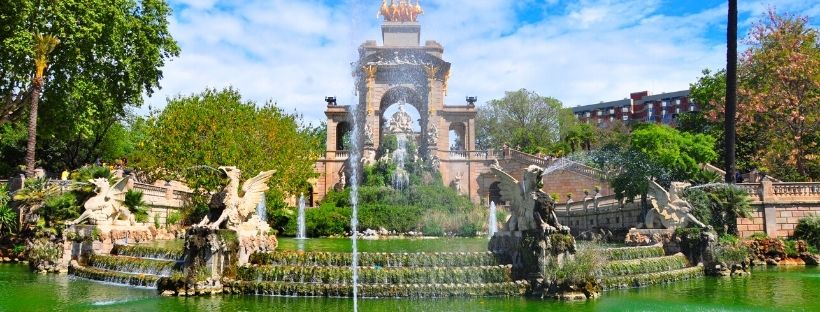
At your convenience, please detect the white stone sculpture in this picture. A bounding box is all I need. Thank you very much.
[387,102,414,134]
[69,177,134,226]
[427,123,438,146]
[643,180,706,229]
[198,166,276,234]
[364,123,374,147]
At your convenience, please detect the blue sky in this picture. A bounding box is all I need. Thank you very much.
[144,0,820,124]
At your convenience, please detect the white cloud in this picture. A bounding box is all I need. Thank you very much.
[143,0,820,124]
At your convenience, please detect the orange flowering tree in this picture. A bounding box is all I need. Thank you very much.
[690,10,819,181]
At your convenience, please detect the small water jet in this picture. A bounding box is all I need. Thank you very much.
[488,201,497,238]
[296,193,307,240]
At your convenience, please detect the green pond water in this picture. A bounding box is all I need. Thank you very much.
[3,238,819,311]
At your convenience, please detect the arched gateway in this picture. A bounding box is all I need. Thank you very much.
[313,1,480,204]
[312,1,609,206]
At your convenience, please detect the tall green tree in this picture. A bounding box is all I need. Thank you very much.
[598,124,717,221]
[0,0,179,172]
[477,89,563,153]
[133,88,323,210]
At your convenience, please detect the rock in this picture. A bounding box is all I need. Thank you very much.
[378,227,389,236]
[800,252,820,265]
[161,290,176,296]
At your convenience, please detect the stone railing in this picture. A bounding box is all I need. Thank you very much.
[772,182,820,199]
[326,150,350,160]
[132,182,190,208]
[509,149,553,168]
[448,150,468,159]
[737,181,820,203]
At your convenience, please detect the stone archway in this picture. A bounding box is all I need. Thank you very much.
[376,86,428,155]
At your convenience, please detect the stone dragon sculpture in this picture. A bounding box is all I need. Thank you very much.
[198,166,276,231]
[68,177,134,226]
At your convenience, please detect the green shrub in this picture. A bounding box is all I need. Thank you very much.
[73,165,112,180]
[683,185,752,236]
[546,243,607,288]
[422,222,443,236]
[167,211,181,226]
[124,190,149,223]
[749,232,768,240]
[0,185,16,234]
[40,193,81,225]
[793,215,820,250]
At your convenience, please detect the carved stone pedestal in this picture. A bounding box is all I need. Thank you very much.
[61,224,156,266]
[489,230,577,296]
[158,226,277,296]
[624,228,675,247]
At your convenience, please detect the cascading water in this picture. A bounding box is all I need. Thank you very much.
[256,195,267,222]
[392,133,410,190]
[348,89,362,312]
[488,201,497,238]
[296,193,306,239]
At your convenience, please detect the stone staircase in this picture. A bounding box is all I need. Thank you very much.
[599,245,704,290]
[225,251,529,298]
[69,245,183,288]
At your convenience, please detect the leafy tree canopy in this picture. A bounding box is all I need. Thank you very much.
[477,89,564,153]
[132,88,323,204]
[0,0,179,172]
[689,10,820,181]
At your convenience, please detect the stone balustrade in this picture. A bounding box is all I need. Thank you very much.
[326,150,350,160]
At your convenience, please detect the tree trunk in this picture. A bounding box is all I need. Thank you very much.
[25,78,43,178]
[724,0,738,184]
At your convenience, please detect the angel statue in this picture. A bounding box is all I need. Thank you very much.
[68,177,134,226]
[643,180,706,229]
[198,166,276,230]
[490,164,545,232]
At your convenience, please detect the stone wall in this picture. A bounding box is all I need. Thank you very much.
[737,203,820,238]
[734,181,820,238]
[554,194,642,234]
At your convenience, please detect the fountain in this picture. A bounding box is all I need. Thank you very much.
[256,195,267,223]
[391,133,411,190]
[488,201,497,238]
[296,193,306,239]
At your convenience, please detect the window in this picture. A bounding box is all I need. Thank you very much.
[585,112,591,117]
[622,115,629,121]
[622,106,630,113]
[597,110,604,116]
[609,108,615,115]
[690,105,695,112]
[609,116,614,122]
[676,107,681,114]
[662,109,666,115]
[648,109,653,116]
[675,99,681,105]
[661,101,667,107]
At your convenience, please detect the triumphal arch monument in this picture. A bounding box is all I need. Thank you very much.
[312,0,482,203]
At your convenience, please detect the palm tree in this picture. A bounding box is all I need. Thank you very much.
[25,33,60,177]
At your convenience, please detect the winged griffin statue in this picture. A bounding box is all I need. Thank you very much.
[643,180,706,229]
[68,177,134,226]
[491,164,568,233]
[198,166,276,231]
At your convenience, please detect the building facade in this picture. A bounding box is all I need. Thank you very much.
[572,90,698,127]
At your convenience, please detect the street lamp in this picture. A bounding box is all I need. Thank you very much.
[325,96,337,106]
